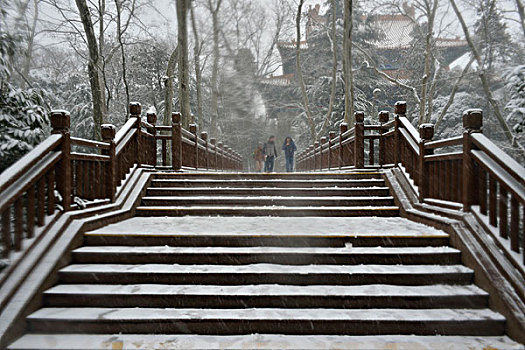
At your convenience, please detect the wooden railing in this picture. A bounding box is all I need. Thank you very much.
[0,102,243,259]
[297,101,524,265]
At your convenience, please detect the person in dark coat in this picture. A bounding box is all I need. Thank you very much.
[282,136,297,172]
[263,135,278,172]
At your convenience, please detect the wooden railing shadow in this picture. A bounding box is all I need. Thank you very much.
[297,101,524,267]
[0,102,243,262]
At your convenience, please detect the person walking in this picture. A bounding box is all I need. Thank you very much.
[253,144,265,172]
[263,135,278,172]
[282,136,297,172]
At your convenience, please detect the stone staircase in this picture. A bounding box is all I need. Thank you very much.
[137,172,399,217]
[8,171,521,349]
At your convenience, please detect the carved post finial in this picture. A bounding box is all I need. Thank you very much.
[379,111,389,124]
[172,112,181,124]
[419,123,434,141]
[355,111,365,123]
[129,102,141,118]
[50,110,70,133]
[463,109,483,133]
[101,124,116,141]
[147,112,157,125]
[394,101,407,115]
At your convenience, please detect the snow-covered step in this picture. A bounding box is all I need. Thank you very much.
[150,178,386,188]
[153,171,383,180]
[141,196,395,207]
[43,284,488,309]
[72,246,461,265]
[146,186,392,197]
[58,263,473,285]
[135,205,400,217]
[9,334,523,350]
[26,307,505,335]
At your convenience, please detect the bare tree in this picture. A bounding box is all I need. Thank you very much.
[206,0,222,135]
[320,0,338,136]
[190,2,204,127]
[163,46,179,126]
[176,0,191,128]
[295,0,316,141]
[450,0,516,144]
[343,0,354,124]
[75,0,107,139]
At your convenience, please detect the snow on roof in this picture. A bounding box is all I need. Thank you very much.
[373,15,415,49]
[449,52,479,70]
[261,74,294,86]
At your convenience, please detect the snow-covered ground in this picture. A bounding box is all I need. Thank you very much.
[9,334,523,350]
[88,216,446,237]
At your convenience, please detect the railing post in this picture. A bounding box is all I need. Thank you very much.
[339,123,348,169]
[328,131,336,170]
[394,101,406,165]
[171,112,182,170]
[201,132,208,170]
[309,145,314,170]
[210,138,217,170]
[217,142,224,171]
[314,141,320,170]
[189,124,198,170]
[146,111,157,167]
[226,147,232,171]
[51,110,72,211]
[320,137,328,171]
[101,124,116,202]
[462,109,483,212]
[379,111,389,167]
[130,102,142,165]
[418,124,434,201]
[355,111,365,168]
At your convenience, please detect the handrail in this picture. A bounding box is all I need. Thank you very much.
[114,118,136,144]
[0,134,62,194]
[471,133,525,185]
[296,104,524,266]
[0,102,244,264]
[425,135,462,149]
[70,137,109,150]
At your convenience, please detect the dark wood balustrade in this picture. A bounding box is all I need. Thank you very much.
[297,101,524,265]
[0,103,243,259]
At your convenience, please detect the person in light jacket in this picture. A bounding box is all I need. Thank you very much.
[263,135,278,172]
[253,144,265,172]
[282,136,297,172]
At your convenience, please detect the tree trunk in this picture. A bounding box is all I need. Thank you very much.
[320,0,337,136]
[176,0,191,129]
[208,0,222,136]
[450,0,514,144]
[516,0,525,39]
[164,47,179,126]
[115,0,130,116]
[20,0,39,88]
[75,0,107,140]
[343,0,354,125]
[419,0,438,125]
[190,3,203,128]
[295,0,317,142]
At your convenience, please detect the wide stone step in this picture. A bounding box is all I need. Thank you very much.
[72,246,461,265]
[150,179,386,188]
[84,217,450,247]
[135,205,400,217]
[9,334,523,350]
[26,307,505,336]
[85,232,450,248]
[43,284,488,309]
[153,172,383,180]
[58,264,473,285]
[146,187,392,197]
[140,196,396,207]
